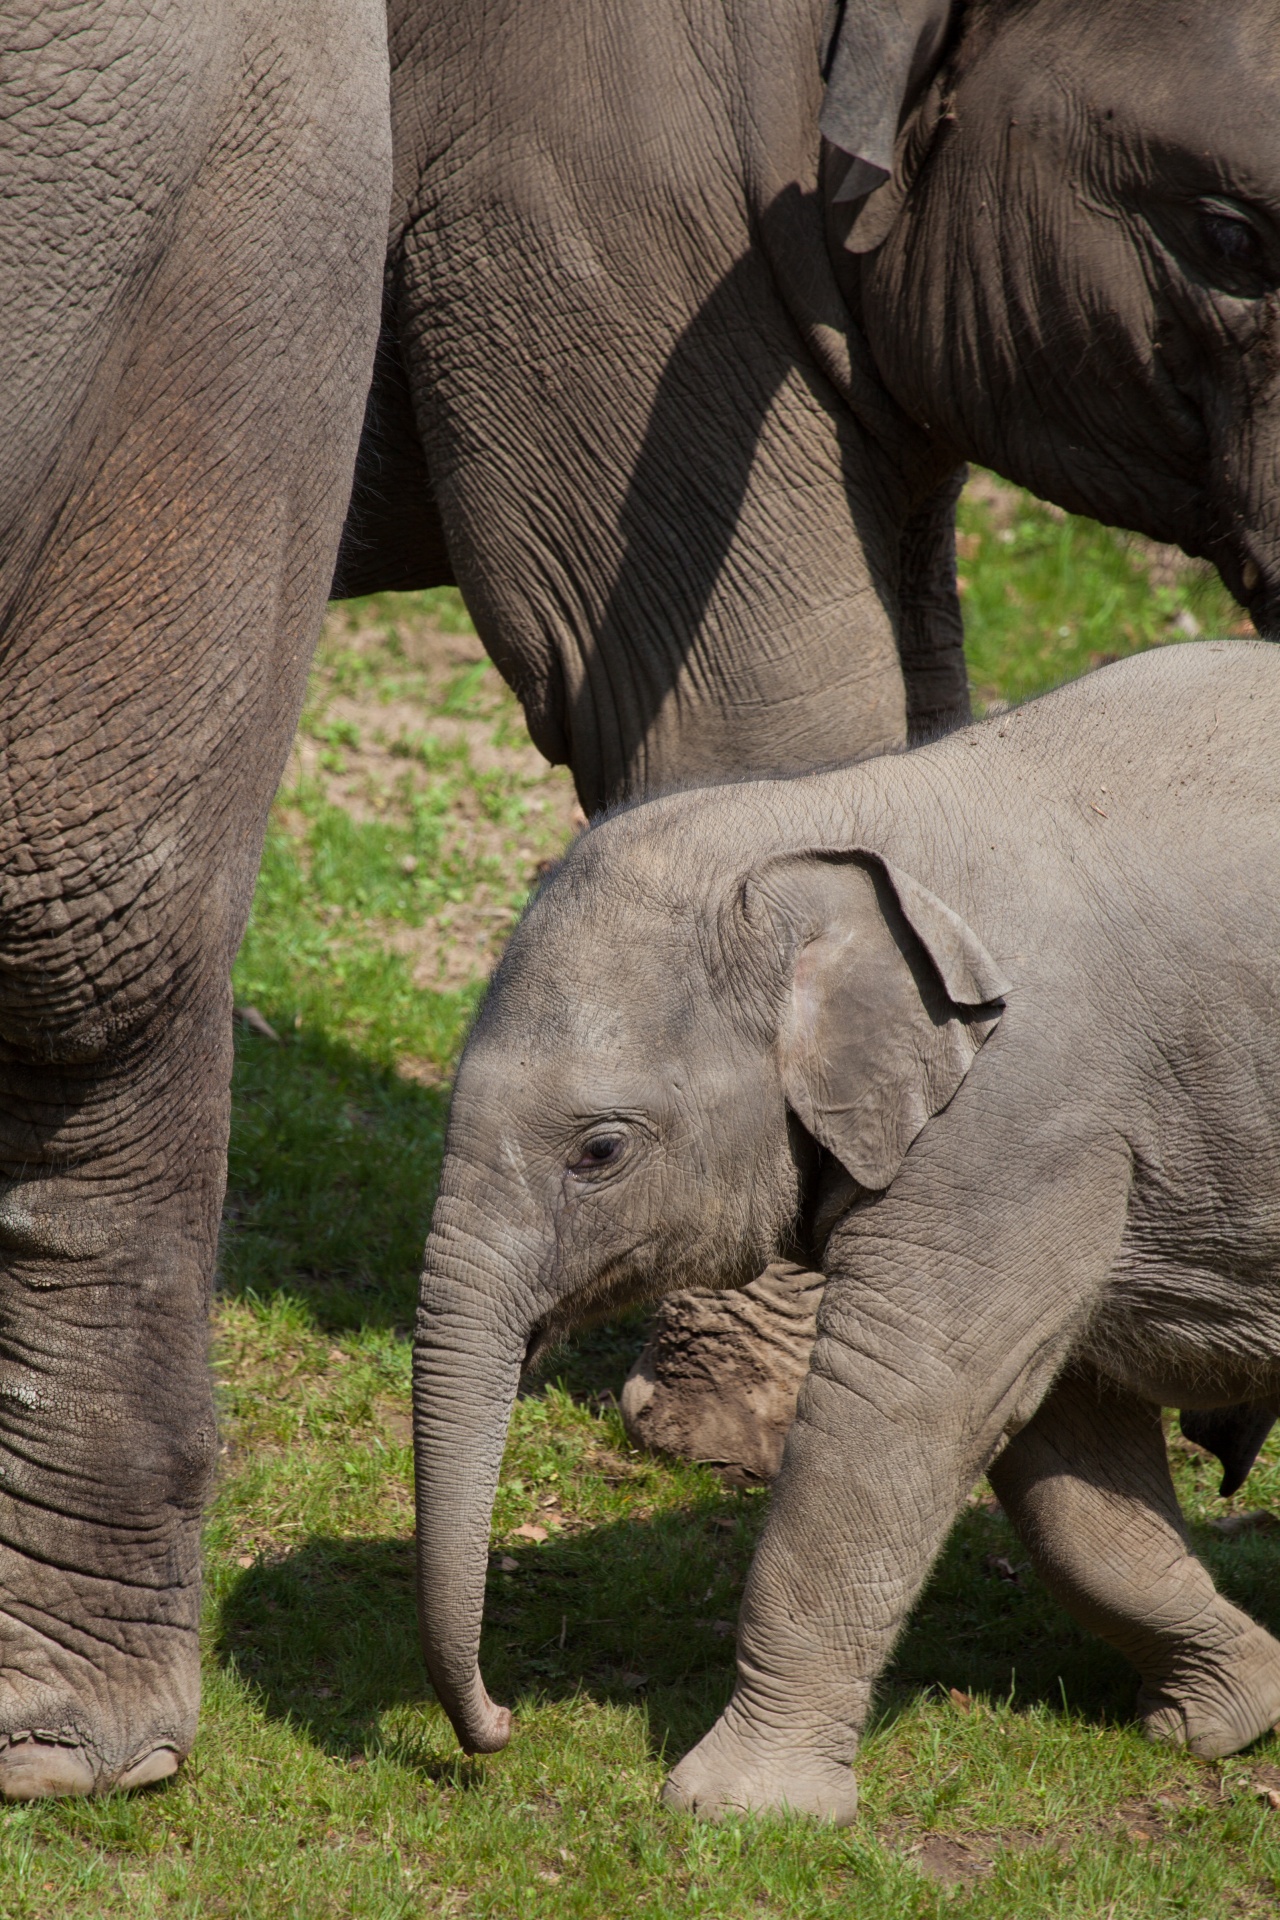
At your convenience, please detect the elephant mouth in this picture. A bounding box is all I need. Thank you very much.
[1210,541,1279,640]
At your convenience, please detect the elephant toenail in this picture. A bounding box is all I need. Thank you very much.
[116,1745,181,1791]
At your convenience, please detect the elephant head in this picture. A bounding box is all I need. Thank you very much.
[849,0,1280,631]
[412,790,1007,1755]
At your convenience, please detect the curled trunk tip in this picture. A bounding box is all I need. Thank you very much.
[452,1674,513,1755]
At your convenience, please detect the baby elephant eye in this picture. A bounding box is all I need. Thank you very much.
[570,1133,625,1173]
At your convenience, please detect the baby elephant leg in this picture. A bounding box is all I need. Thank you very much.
[990,1368,1280,1758]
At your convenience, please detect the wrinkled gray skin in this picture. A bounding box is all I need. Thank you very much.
[415,643,1280,1823]
[0,1,389,1795]
[858,0,1280,637]
[340,0,1278,813]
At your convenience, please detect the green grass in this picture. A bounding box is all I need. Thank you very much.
[956,479,1247,710]
[5,511,1278,1915]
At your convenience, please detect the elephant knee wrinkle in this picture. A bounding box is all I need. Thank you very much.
[0,1192,111,1266]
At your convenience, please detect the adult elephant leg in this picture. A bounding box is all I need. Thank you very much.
[0,995,233,1795]
[0,0,388,1794]
[990,1369,1280,1758]
[620,1165,860,1479]
[620,1265,824,1484]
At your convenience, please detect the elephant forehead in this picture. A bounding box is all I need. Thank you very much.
[462,961,736,1124]
[477,990,660,1063]
[967,0,1280,183]
[495,883,709,1018]
[455,1035,702,1137]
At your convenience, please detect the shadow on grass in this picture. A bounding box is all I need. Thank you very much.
[217,1489,1280,1771]
[223,1027,452,1335]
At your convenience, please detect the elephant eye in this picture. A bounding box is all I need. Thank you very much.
[1201,206,1261,267]
[1193,197,1273,289]
[569,1132,626,1175]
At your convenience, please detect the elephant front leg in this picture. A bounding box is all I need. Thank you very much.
[991,1368,1280,1758]
[662,1340,989,1825]
[0,998,229,1797]
[663,1143,1130,1821]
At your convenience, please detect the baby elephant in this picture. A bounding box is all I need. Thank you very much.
[414,641,1280,1823]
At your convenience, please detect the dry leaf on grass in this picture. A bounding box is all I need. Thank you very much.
[235,1005,280,1043]
[512,1522,548,1543]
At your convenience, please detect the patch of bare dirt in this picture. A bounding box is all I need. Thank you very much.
[1109,1787,1193,1846]
[912,1834,991,1883]
[962,469,1028,529]
[885,1824,1049,1883]
[291,604,581,987]
[380,908,521,995]
[376,1399,413,1449]
[297,610,577,827]
[299,610,567,791]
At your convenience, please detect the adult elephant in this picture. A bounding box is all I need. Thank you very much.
[0,1,389,1794]
[338,0,1279,1481]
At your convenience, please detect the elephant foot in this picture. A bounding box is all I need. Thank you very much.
[0,1599,198,1798]
[0,1731,183,1800]
[663,1716,858,1825]
[1137,1622,1280,1759]
[621,1263,823,1483]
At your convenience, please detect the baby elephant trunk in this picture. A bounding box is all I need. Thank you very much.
[412,1226,530,1754]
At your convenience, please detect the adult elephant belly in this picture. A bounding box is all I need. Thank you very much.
[0,0,388,1795]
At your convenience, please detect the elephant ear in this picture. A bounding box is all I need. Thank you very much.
[759,850,1009,1191]
[819,0,960,201]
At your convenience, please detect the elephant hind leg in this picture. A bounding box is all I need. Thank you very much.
[990,1368,1280,1759]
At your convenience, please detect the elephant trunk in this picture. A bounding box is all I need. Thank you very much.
[413,1215,532,1755]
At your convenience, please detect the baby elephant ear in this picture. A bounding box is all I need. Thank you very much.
[820,0,958,198]
[769,851,1009,1191]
